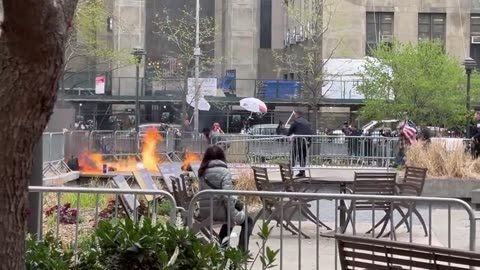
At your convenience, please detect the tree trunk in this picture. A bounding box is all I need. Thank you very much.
[0,1,77,269]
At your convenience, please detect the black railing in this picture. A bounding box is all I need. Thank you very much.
[59,74,366,100]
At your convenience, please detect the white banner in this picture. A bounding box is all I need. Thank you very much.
[187,78,217,97]
[95,76,105,94]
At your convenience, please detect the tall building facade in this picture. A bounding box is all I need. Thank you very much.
[258,0,478,79]
[255,0,478,125]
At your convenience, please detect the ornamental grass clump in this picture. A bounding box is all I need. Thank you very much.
[233,168,262,208]
[406,141,480,179]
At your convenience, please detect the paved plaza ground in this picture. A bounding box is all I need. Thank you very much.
[225,168,479,269]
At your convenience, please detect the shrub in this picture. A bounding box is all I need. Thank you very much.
[26,232,73,270]
[77,218,249,269]
[45,203,78,224]
[30,219,278,270]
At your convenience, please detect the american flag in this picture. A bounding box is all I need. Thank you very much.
[402,120,417,144]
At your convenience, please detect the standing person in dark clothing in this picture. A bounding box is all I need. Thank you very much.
[287,111,313,177]
[350,125,362,156]
[471,119,480,158]
[276,120,286,135]
[417,126,432,144]
[342,121,352,136]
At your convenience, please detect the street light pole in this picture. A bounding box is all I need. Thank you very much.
[132,47,146,152]
[464,57,476,138]
[194,0,201,138]
[135,62,140,133]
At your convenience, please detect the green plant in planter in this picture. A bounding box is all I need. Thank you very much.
[26,232,73,270]
[155,199,173,217]
[76,218,250,270]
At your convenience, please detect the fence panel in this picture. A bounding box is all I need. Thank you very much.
[65,131,89,159]
[309,136,397,168]
[29,186,477,269]
[46,131,404,169]
[188,190,477,270]
[49,133,66,162]
[215,135,399,169]
[114,131,137,155]
[89,130,116,155]
[28,186,178,255]
[42,133,52,162]
[175,132,209,155]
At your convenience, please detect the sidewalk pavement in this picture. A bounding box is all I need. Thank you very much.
[226,168,478,269]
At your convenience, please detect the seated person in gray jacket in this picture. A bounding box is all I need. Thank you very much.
[197,145,254,251]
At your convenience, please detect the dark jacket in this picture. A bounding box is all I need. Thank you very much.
[287,117,313,136]
[197,160,245,225]
[472,124,480,140]
[417,128,432,142]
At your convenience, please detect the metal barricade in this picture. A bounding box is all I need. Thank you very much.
[161,130,174,154]
[64,130,89,159]
[188,189,477,270]
[42,133,52,162]
[212,135,289,165]
[214,135,399,169]
[114,130,137,155]
[29,186,178,251]
[49,132,66,162]
[309,135,398,168]
[176,132,209,156]
[89,130,115,155]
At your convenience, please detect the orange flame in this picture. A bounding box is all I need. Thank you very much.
[141,127,162,172]
[78,128,163,173]
[78,152,104,174]
[181,150,202,171]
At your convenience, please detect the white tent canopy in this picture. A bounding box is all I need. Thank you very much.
[321,57,391,100]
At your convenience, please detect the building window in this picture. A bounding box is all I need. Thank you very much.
[260,0,272,48]
[418,13,446,44]
[366,12,394,55]
[470,15,480,70]
[471,15,480,35]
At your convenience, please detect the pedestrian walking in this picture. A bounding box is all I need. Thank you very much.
[287,111,313,177]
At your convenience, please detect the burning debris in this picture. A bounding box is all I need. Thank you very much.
[78,127,162,173]
[181,150,202,171]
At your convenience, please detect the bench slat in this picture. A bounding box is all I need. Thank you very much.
[342,242,480,266]
[337,234,480,270]
[343,250,475,270]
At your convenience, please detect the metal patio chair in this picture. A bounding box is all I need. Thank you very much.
[170,175,221,242]
[343,172,398,238]
[251,166,308,238]
[392,166,428,236]
[278,162,332,230]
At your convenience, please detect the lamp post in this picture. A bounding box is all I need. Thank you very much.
[193,0,201,138]
[131,47,146,134]
[464,57,476,138]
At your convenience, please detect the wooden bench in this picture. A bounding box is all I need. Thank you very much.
[336,234,480,270]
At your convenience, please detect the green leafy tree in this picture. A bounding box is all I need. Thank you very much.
[358,41,467,128]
